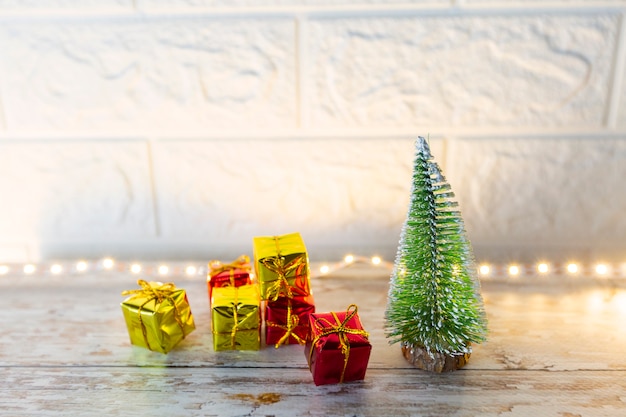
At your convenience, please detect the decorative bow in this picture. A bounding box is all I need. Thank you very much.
[266,298,306,348]
[208,255,251,279]
[122,279,178,302]
[261,255,306,300]
[309,304,369,383]
[261,235,308,300]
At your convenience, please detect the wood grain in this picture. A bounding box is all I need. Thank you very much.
[1,265,625,416]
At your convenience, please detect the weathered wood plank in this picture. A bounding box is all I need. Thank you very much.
[2,265,626,416]
[2,268,625,371]
[1,367,625,417]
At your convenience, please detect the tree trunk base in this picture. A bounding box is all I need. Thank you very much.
[401,343,471,373]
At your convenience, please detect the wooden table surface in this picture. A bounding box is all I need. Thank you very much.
[1,264,626,417]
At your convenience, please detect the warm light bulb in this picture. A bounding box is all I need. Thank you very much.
[320,265,330,274]
[479,265,490,275]
[595,264,608,275]
[24,264,36,274]
[344,254,355,264]
[158,265,169,275]
[76,261,88,272]
[50,264,63,275]
[567,263,579,274]
[0,265,9,275]
[130,264,142,274]
[185,266,197,276]
[508,265,520,276]
[102,258,115,269]
[371,256,382,265]
[537,263,549,274]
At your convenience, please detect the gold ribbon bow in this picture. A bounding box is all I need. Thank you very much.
[261,237,306,301]
[266,298,305,348]
[122,279,187,351]
[309,304,369,383]
[209,255,251,287]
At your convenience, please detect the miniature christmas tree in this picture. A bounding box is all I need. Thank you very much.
[385,137,487,372]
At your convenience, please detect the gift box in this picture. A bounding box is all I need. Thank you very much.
[207,255,253,300]
[305,304,371,385]
[211,284,260,351]
[121,280,195,354]
[253,232,311,301]
[265,294,315,348]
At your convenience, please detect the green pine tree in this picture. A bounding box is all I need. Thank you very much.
[385,137,487,357]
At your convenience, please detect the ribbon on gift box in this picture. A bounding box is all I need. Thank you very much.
[208,254,251,287]
[309,304,370,383]
[266,298,306,348]
[121,280,187,351]
[228,286,241,350]
[261,236,307,301]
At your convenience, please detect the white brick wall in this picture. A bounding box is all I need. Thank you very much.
[1,1,625,264]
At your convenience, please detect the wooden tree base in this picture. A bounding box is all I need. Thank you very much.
[401,343,471,373]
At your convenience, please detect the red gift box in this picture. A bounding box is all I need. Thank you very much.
[305,304,371,385]
[265,294,315,348]
[207,255,252,300]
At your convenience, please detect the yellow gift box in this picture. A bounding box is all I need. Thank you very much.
[121,280,195,354]
[211,284,260,351]
[253,232,311,301]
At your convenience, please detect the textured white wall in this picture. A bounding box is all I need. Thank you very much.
[1,0,625,264]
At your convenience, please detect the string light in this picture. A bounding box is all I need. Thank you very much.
[102,258,115,269]
[0,256,624,281]
[595,264,608,276]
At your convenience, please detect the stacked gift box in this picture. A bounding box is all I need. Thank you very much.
[120,232,371,385]
[207,254,260,351]
[253,232,315,348]
[207,254,253,299]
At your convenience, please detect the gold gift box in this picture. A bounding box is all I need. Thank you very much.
[211,284,260,351]
[121,280,195,354]
[253,232,311,301]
